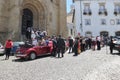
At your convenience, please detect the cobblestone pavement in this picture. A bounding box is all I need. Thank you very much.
[0,46,120,80]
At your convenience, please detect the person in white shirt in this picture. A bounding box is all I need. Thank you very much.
[32,38,38,46]
[31,30,36,39]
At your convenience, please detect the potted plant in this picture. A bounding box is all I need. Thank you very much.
[83,12,87,15]
[114,11,117,16]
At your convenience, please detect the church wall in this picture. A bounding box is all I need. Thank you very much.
[8,0,21,41]
[0,0,10,43]
[0,0,67,43]
[59,0,68,38]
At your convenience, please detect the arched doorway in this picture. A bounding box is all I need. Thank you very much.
[20,0,49,40]
[21,8,33,35]
[100,31,109,37]
[115,31,120,36]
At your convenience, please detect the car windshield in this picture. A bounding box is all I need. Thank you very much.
[114,39,120,44]
[13,42,24,46]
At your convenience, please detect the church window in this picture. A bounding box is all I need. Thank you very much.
[99,3,107,16]
[101,19,106,25]
[114,4,120,16]
[116,19,120,25]
[83,3,92,16]
[85,19,91,25]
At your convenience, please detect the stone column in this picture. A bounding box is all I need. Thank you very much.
[0,0,9,43]
[8,0,21,41]
[58,0,68,38]
[0,0,9,31]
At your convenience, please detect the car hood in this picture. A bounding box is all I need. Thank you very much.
[17,48,29,54]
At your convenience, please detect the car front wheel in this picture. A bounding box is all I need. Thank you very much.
[29,52,36,60]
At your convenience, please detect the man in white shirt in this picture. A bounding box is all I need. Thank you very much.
[32,38,38,46]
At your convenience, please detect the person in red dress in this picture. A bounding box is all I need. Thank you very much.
[4,39,13,60]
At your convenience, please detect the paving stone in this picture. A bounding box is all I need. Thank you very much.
[0,46,120,80]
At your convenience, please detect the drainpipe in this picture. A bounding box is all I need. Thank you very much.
[80,0,83,36]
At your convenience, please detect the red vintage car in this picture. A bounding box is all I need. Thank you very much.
[16,44,52,60]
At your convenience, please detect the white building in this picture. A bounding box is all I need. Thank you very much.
[67,5,76,38]
[73,0,120,37]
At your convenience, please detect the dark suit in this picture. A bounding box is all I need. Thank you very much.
[57,37,65,58]
[109,41,114,53]
[73,39,78,56]
[52,39,57,57]
[68,38,73,53]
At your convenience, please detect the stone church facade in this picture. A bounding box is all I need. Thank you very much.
[0,0,67,42]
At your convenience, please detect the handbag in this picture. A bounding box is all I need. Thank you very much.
[78,48,81,54]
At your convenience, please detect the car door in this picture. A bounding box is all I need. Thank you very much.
[42,46,50,54]
[37,46,50,55]
[45,46,51,53]
[37,46,44,55]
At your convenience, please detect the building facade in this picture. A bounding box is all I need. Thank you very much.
[0,0,67,42]
[73,0,120,37]
[67,5,75,38]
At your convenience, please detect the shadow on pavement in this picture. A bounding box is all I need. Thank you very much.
[111,52,120,56]
[0,59,6,61]
[12,55,52,62]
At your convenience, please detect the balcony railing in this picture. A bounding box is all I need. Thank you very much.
[114,9,120,16]
[98,9,108,16]
[83,9,92,15]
